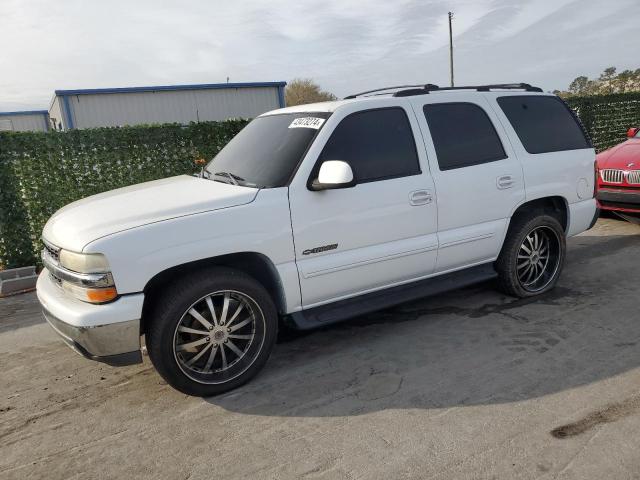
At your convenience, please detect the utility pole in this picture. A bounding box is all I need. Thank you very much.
[448,11,454,87]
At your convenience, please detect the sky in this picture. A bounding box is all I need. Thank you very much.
[1,0,638,111]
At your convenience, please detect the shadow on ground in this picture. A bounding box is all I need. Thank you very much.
[204,231,640,417]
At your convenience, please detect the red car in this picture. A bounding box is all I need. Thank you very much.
[596,127,640,222]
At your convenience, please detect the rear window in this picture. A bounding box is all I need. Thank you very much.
[423,102,507,171]
[497,96,591,154]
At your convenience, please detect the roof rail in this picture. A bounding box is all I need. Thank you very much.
[343,83,543,99]
[393,83,543,97]
[343,84,439,99]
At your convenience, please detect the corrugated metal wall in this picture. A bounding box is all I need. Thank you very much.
[48,98,65,131]
[61,86,282,129]
[0,112,49,132]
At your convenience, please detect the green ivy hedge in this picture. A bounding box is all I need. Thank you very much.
[0,120,248,269]
[1,92,640,269]
[565,92,640,152]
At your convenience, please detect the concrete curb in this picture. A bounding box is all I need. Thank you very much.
[0,266,38,297]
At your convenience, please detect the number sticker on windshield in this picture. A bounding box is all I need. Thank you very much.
[288,117,325,129]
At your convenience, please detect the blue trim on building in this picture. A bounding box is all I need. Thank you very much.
[54,81,287,96]
[0,110,49,117]
[61,95,75,129]
[277,84,286,108]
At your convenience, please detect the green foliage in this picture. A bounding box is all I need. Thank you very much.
[2,92,640,269]
[0,120,248,269]
[285,78,337,106]
[558,66,640,98]
[565,92,640,152]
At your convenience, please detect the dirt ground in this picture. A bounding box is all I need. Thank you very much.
[1,217,640,480]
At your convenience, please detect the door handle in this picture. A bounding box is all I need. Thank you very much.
[409,190,433,206]
[497,175,515,189]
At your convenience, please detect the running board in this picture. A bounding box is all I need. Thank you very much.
[287,263,497,330]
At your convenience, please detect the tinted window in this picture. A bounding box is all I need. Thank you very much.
[318,108,420,183]
[497,96,591,154]
[206,112,330,188]
[423,103,507,171]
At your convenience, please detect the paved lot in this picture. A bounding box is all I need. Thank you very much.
[1,218,639,480]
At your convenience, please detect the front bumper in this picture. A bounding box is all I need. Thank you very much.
[597,189,640,213]
[36,271,144,366]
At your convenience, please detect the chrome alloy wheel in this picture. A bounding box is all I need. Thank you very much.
[516,226,561,293]
[173,290,266,384]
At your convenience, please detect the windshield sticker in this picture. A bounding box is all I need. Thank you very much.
[288,117,325,129]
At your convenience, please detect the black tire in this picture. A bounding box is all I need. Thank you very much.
[146,267,277,396]
[495,213,566,298]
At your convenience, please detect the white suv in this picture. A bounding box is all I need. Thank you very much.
[37,83,598,396]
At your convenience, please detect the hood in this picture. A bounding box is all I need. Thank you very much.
[597,139,640,169]
[43,175,258,251]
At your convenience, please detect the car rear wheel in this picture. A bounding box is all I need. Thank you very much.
[495,213,565,298]
[146,267,277,396]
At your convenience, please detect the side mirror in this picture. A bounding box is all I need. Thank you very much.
[627,127,639,138]
[310,160,355,191]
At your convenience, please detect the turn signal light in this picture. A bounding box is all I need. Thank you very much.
[62,281,118,304]
[86,287,119,303]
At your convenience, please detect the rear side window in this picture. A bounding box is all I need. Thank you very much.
[423,102,507,171]
[318,107,420,183]
[497,96,591,154]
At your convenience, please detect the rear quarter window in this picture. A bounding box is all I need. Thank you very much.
[497,96,591,154]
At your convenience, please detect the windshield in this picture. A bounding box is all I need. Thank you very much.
[205,112,331,188]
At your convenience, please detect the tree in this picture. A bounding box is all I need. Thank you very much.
[285,79,337,107]
[557,66,640,97]
[614,69,636,93]
[599,66,617,94]
[568,76,589,95]
[599,67,617,82]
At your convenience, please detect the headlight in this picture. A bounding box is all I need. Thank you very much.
[43,246,118,304]
[59,250,110,273]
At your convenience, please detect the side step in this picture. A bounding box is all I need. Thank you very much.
[287,263,497,330]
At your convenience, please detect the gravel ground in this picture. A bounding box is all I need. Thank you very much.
[1,217,639,480]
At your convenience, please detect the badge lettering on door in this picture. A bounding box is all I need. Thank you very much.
[302,243,338,255]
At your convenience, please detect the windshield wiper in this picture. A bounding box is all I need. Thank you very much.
[205,170,262,188]
[214,171,245,186]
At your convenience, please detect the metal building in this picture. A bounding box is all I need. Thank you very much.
[0,110,49,132]
[49,81,286,130]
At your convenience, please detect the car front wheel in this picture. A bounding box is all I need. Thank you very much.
[146,267,277,396]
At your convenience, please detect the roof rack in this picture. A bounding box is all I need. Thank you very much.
[344,83,543,99]
[343,84,439,99]
[395,83,543,96]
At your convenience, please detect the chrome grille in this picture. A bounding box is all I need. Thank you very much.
[42,239,63,288]
[42,239,60,263]
[627,170,640,185]
[600,169,624,184]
